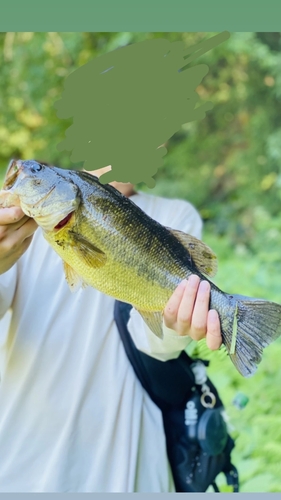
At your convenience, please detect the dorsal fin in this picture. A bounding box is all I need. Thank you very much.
[167,227,218,277]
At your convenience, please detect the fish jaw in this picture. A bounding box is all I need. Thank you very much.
[0,183,79,232]
[1,160,81,232]
[21,195,80,232]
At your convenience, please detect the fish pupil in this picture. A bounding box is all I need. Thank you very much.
[54,212,73,230]
[31,163,43,173]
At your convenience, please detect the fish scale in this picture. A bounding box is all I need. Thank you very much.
[46,197,186,309]
[1,159,281,377]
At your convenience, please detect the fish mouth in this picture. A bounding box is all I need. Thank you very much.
[3,160,23,190]
[54,211,74,230]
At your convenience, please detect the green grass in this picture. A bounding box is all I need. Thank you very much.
[192,227,281,493]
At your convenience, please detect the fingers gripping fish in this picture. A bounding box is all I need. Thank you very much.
[1,159,281,377]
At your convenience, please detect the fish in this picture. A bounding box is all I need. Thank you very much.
[1,159,281,378]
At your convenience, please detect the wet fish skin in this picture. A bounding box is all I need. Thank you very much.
[1,159,281,378]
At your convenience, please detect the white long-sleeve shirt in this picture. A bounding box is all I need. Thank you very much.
[0,191,202,492]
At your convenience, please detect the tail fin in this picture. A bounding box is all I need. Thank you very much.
[222,295,281,377]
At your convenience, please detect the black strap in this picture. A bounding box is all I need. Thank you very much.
[210,462,239,492]
[114,300,239,493]
[113,300,197,411]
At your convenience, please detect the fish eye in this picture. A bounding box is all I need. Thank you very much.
[31,163,43,173]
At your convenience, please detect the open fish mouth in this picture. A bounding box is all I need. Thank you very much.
[2,160,56,205]
[3,159,23,190]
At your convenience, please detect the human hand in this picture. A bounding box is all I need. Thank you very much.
[0,205,38,275]
[163,275,222,350]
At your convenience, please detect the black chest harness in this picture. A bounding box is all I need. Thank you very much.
[114,300,239,493]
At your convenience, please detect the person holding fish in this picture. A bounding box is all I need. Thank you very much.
[0,163,222,348]
[0,160,280,493]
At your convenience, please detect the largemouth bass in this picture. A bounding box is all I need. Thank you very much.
[1,159,281,377]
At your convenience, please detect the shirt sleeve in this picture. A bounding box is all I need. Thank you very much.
[126,195,202,361]
[128,307,193,361]
[0,265,17,319]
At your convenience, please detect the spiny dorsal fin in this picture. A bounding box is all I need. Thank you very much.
[167,227,218,277]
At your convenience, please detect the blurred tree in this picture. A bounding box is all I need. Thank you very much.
[0,32,281,249]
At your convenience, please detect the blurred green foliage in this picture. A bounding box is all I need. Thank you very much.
[1,31,281,492]
[1,32,281,246]
[188,233,281,492]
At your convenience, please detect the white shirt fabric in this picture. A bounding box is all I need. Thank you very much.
[0,191,202,492]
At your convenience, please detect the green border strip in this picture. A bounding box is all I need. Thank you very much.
[0,0,280,31]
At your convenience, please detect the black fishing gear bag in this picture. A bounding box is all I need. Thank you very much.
[114,300,239,493]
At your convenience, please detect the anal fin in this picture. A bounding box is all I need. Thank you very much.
[63,261,88,292]
[135,309,164,339]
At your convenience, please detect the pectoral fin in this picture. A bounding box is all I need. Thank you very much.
[70,231,107,268]
[167,228,218,277]
[135,309,164,339]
